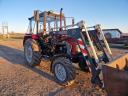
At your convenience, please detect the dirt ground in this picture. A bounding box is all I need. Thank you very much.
[0,39,127,96]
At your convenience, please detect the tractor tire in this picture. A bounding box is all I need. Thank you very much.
[78,55,89,72]
[79,60,89,72]
[52,57,76,86]
[24,39,41,67]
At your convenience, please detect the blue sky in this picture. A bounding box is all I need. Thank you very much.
[0,0,128,33]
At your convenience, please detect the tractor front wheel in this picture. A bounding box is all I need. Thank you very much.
[52,57,76,86]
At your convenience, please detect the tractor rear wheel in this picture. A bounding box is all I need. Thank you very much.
[52,57,76,86]
[24,39,41,67]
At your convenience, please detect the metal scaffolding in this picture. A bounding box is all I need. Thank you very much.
[0,22,9,38]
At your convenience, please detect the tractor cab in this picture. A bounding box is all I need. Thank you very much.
[27,9,74,36]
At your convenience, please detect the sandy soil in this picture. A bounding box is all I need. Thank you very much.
[0,39,127,96]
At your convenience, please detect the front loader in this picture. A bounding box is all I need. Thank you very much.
[23,9,128,95]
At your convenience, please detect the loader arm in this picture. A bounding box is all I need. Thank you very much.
[65,21,112,87]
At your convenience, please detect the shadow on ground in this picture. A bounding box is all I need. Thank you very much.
[0,45,55,81]
[0,45,65,96]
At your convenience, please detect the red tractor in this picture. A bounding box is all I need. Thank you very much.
[23,9,112,87]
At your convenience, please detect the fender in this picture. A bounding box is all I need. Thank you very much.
[23,34,32,46]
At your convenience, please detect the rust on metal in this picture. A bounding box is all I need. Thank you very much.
[102,53,128,96]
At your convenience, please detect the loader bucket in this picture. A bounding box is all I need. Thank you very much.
[102,53,128,96]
